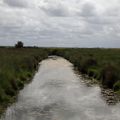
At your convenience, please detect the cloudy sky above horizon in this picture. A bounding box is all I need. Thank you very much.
[0,0,120,47]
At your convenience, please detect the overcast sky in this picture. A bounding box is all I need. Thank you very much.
[0,0,120,47]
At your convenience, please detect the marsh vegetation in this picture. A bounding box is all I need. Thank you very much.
[0,47,120,116]
[49,48,120,91]
[0,47,48,114]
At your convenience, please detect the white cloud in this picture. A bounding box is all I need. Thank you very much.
[0,0,120,47]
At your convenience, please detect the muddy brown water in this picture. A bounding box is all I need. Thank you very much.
[1,56,120,120]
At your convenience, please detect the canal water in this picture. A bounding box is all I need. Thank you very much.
[1,57,120,120]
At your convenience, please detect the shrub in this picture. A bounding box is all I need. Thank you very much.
[113,81,120,91]
[101,64,118,89]
[50,49,58,55]
[0,88,5,103]
[81,58,97,74]
[17,80,24,90]
[4,87,16,97]
[15,41,24,48]
[10,79,18,90]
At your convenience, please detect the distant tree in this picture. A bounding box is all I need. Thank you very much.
[15,41,24,48]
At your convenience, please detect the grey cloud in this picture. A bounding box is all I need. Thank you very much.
[79,3,97,17]
[83,16,113,25]
[0,0,120,48]
[4,0,28,8]
[41,4,70,17]
[104,7,120,17]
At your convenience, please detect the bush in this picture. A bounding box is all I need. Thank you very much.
[88,68,97,77]
[10,79,18,90]
[81,58,97,74]
[101,64,118,89]
[5,87,16,97]
[15,41,24,48]
[17,80,24,90]
[113,81,120,91]
[0,88,5,103]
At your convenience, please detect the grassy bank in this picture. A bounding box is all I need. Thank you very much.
[0,47,48,115]
[49,48,120,91]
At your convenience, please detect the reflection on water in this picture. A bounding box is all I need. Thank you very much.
[1,57,120,120]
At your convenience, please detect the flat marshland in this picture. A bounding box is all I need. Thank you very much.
[0,47,120,115]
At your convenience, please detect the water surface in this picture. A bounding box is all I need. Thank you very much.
[1,57,120,120]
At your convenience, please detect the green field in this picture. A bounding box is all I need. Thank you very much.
[0,47,120,115]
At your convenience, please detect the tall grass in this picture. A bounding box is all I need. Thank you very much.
[0,47,48,114]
